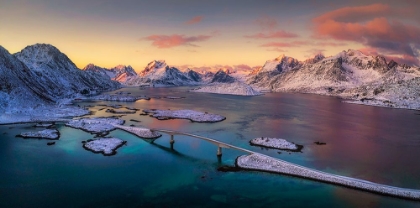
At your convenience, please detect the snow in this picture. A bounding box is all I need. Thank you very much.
[164,96,185,99]
[90,94,150,102]
[124,60,203,86]
[16,129,60,140]
[143,109,226,123]
[0,105,88,125]
[113,125,162,139]
[250,137,300,151]
[191,82,262,96]
[237,154,420,200]
[66,117,124,133]
[247,50,420,110]
[105,108,136,114]
[83,138,126,156]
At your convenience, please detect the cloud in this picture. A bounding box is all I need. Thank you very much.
[143,34,212,48]
[303,49,326,59]
[313,3,391,24]
[185,16,203,25]
[233,64,253,71]
[312,3,420,66]
[359,47,419,66]
[255,16,278,30]
[245,30,298,39]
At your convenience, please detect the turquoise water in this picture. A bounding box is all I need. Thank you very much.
[1,87,420,207]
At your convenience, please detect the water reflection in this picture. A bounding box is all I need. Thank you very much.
[1,87,420,207]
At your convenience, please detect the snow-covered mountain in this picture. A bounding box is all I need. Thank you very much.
[14,44,120,99]
[125,60,202,86]
[247,49,420,109]
[210,69,236,83]
[83,64,137,83]
[0,46,53,110]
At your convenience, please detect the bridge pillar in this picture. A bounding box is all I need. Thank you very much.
[217,146,222,158]
[170,135,175,149]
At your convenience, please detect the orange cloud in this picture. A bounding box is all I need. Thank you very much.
[143,34,212,48]
[260,41,343,48]
[185,16,203,25]
[313,3,420,66]
[245,30,298,39]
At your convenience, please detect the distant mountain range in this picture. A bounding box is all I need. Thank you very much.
[1,43,419,110]
[246,50,420,109]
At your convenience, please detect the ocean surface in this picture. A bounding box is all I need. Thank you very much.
[1,87,419,208]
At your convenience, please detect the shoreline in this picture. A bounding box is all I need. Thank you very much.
[236,154,420,201]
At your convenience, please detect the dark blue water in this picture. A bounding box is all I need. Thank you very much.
[1,87,419,207]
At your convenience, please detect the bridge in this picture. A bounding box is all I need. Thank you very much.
[113,125,420,200]
[150,129,255,157]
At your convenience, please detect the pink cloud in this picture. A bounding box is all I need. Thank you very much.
[312,3,420,66]
[143,34,212,48]
[255,16,278,30]
[245,30,298,39]
[359,47,419,66]
[260,41,310,48]
[313,3,391,24]
[185,16,203,25]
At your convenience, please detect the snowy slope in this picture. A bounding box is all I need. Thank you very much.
[247,49,420,109]
[210,69,236,83]
[83,64,137,83]
[125,60,202,86]
[0,46,53,111]
[14,44,120,99]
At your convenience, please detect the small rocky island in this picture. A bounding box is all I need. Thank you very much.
[191,82,262,96]
[105,108,137,114]
[114,125,162,139]
[143,109,226,123]
[90,94,150,102]
[250,137,303,152]
[66,117,124,134]
[83,137,126,156]
[16,129,60,140]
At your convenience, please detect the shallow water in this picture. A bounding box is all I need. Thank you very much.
[1,87,419,207]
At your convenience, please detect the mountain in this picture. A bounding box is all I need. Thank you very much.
[83,64,137,83]
[247,49,420,109]
[211,69,236,83]
[0,46,53,110]
[125,60,202,86]
[14,44,120,99]
[185,68,202,82]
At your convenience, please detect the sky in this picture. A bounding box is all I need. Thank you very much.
[1,0,420,72]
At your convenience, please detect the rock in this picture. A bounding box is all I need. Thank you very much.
[250,137,303,152]
[83,137,126,156]
[143,109,225,123]
[314,141,326,145]
[16,129,60,140]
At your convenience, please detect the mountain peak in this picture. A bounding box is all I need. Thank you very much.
[274,54,286,61]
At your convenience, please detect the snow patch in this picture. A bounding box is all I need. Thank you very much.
[113,125,162,139]
[250,137,301,151]
[237,154,420,200]
[83,138,126,156]
[143,109,225,123]
[16,129,60,140]
[66,117,124,134]
[191,82,262,96]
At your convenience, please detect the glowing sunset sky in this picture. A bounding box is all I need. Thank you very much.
[1,0,419,71]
